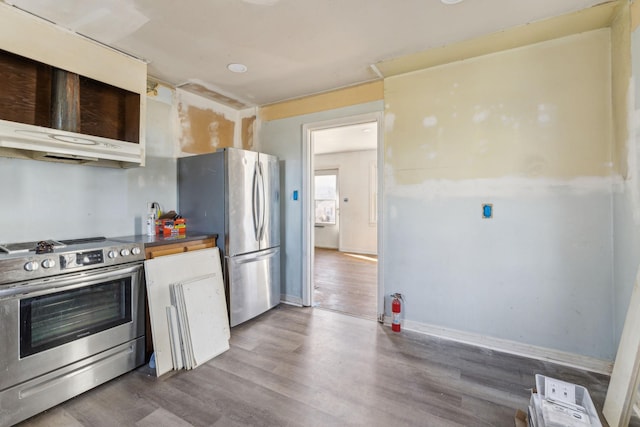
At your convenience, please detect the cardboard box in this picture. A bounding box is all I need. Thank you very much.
[514,409,528,427]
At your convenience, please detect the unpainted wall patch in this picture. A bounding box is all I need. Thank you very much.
[242,116,256,151]
[178,103,234,154]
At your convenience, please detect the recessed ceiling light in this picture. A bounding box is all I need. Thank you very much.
[227,63,248,73]
[441,0,464,4]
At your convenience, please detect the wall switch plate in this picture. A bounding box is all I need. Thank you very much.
[482,203,493,219]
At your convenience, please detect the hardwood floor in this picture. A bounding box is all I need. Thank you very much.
[313,248,377,319]
[18,305,616,427]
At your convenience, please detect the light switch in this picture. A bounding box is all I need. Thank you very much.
[482,203,493,219]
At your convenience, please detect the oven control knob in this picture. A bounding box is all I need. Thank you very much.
[131,247,141,255]
[24,261,39,271]
[120,248,130,257]
[108,250,118,259]
[41,259,56,268]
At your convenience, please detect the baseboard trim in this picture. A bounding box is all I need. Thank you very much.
[339,247,377,256]
[280,295,303,307]
[383,316,613,375]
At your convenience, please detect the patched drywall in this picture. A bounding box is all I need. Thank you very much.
[242,116,256,151]
[177,105,234,154]
[176,89,236,155]
[612,2,631,178]
[384,29,615,360]
[385,29,612,184]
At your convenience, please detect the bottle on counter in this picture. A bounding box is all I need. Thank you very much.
[146,214,156,236]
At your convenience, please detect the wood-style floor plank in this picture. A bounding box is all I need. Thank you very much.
[17,305,619,427]
[313,248,377,319]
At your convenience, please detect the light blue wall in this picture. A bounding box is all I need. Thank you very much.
[612,27,640,349]
[385,186,614,359]
[0,94,177,243]
[258,101,384,302]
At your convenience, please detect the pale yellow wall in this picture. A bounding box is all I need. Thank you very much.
[384,29,612,184]
[259,81,383,122]
[612,2,631,178]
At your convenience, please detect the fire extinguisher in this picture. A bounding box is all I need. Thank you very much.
[391,293,403,332]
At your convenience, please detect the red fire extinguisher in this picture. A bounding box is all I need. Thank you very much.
[391,293,403,332]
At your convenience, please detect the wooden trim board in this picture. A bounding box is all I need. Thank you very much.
[603,268,640,426]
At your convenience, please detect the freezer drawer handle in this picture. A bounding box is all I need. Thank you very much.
[231,248,278,264]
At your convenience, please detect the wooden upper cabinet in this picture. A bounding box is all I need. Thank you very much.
[0,51,52,127]
[79,76,141,143]
[0,49,141,144]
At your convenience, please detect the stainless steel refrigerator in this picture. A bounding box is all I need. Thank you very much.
[178,148,280,327]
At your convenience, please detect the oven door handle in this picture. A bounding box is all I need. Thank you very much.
[0,263,143,300]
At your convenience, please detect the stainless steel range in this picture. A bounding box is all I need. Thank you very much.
[0,237,146,426]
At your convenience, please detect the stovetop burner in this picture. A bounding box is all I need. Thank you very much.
[0,237,107,254]
[58,236,106,246]
[0,240,65,255]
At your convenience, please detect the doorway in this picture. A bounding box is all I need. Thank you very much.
[302,113,383,320]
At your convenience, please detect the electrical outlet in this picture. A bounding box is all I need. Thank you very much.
[545,377,576,404]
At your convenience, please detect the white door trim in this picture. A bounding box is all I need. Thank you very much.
[301,112,384,318]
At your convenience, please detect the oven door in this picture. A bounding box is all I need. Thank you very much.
[0,263,145,392]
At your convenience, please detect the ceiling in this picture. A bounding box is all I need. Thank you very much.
[5,0,608,108]
[313,122,377,155]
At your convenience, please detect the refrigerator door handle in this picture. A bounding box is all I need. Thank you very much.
[252,161,260,241]
[257,161,266,241]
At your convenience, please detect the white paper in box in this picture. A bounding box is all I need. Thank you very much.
[534,374,602,427]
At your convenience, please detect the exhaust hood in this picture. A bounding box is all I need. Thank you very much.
[0,3,147,169]
[0,119,144,167]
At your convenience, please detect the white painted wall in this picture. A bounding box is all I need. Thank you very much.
[257,102,384,304]
[313,169,340,250]
[0,86,177,243]
[315,150,377,254]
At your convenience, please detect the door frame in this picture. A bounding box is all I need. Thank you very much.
[301,112,384,318]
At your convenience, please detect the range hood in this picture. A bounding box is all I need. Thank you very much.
[0,3,146,168]
[0,119,144,168]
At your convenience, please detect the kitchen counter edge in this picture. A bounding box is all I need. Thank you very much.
[112,233,218,248]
